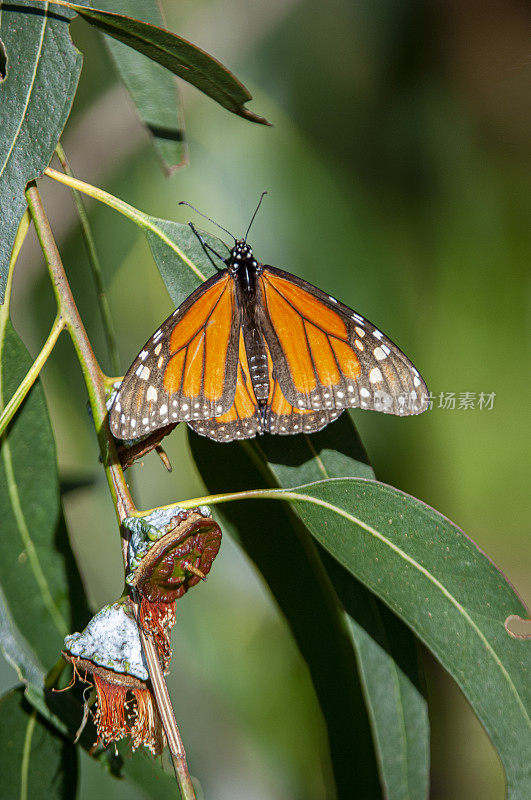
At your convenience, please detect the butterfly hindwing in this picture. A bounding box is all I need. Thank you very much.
[188,331,262,441]
[265,375,342,435]
[257,265,428,416]
[109,272,240,440]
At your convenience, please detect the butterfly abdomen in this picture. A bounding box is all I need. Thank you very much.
[242,319,269,403]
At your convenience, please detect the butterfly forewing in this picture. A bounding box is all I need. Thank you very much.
[257,266,428,417]
[109,272,240,440]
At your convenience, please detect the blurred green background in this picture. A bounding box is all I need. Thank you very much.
[3,0,530,797]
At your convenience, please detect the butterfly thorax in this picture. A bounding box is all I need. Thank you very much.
[227,240,263,291]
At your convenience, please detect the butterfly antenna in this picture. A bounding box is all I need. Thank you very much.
[179,201,236,241]
[245,191,267,241]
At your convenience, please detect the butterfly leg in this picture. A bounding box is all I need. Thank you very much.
[188,222,226,269]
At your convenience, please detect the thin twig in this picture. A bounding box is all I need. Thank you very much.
[25,181,195,798]
[25,181,132,527]
[55,143,121,376]
[0,313,65,436]
[137,623,196,795]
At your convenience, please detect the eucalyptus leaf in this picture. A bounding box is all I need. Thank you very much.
[255,421,430,800]
[264,477,530,799]
[190,431,382,798]
[99,0,186,174]
[0,687,78,800]
[0,0,82,302]
[0,320,91,672]
[63,1,270,125]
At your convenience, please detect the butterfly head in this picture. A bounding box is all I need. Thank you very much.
[227,240,261,276]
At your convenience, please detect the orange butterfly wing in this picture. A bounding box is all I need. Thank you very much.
[109,272,239,440]
[257,266,428,416]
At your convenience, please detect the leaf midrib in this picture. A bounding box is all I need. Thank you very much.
[285,486,529,726]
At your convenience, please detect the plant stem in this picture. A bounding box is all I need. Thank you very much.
[0,313,65,436]
[55,143,121,376]
[25,181,133,529]
[137,624,196,796]
[25,181,195,798]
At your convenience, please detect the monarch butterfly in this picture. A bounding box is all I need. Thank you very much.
[110,202,428,443]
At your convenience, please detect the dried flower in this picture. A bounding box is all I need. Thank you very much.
[123,505,222,603]
[62,600,165,754]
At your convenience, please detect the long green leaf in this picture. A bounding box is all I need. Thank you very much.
[0,0,82,302]
[190,431,382,798]
[0,320,91,672]
[99,0,187,174]
[0,687,78,800]
[255,423,430,800]
[57,1,270,125]
[208,477,528,798]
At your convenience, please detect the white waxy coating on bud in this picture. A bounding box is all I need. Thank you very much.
[64,602,148,680]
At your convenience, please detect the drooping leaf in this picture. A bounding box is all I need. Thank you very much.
[61,1,270,125]
[191,418,429,800]
[0,687,78,800]
[226,477,529,799]
[0,0,82,302]
[0,319,91,672]
[189,430,382,798]
[99,0,187,174]
[255,422,430,800]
